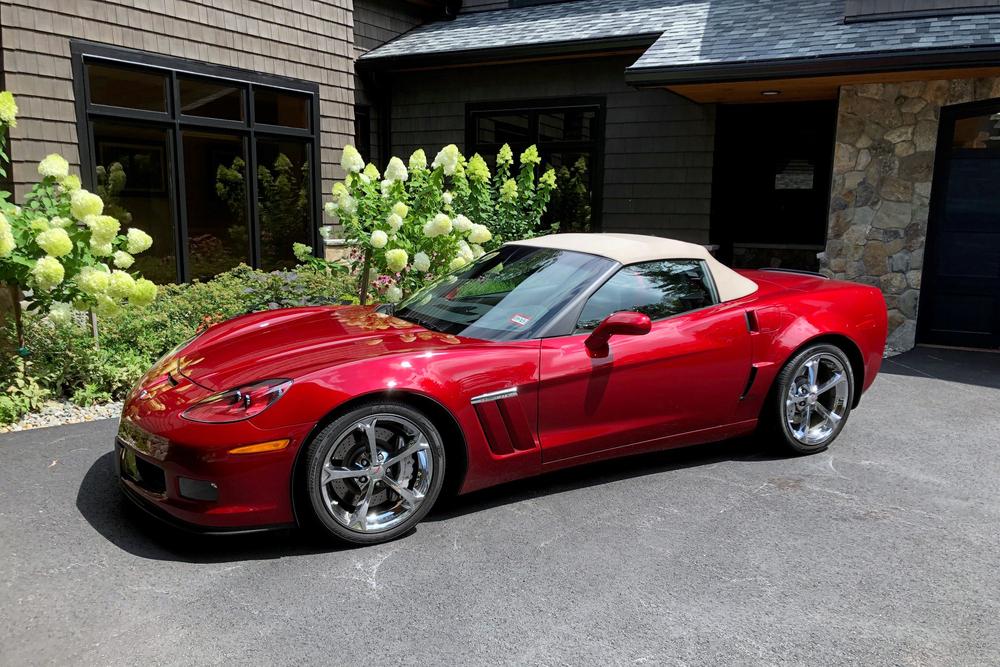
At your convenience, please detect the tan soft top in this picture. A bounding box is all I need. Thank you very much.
[506,233,758,302]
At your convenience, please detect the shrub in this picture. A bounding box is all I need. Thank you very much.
[0,263,354,424]
[0,90,159,353]
[329,142,557,303]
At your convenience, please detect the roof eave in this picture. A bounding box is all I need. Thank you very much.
[624,44,1000,87]
[358,33,660,73]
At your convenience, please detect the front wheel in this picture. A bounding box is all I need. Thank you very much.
[770,343,854,455]
[303,402,446,545]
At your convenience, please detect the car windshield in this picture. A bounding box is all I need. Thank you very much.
[394,245,614,340]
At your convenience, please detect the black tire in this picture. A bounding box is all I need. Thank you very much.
[303,401,446,545]
[767,343,855,455]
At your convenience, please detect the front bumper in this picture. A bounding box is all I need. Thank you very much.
[114,425,303,530]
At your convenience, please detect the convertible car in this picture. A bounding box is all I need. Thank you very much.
[116,233,887,544]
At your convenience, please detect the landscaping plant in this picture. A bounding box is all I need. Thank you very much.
[329,142,557,303]
[0,90,159,353]
[0,262,354,425]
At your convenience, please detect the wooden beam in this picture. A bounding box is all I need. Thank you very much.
[665,66,1000,103]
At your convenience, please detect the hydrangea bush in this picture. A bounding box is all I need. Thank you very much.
[0,90,158,351]
[328,142,557,303]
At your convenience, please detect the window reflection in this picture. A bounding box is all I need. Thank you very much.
[952,112,1000,150]
[255,139,313,271]
[254,88,310,128]
[88,64,167,112]
[576,260,715,331]
[469,104,600,233]
[92,121,176,283]
[80,53,319,283]
[179,76,245,121]
[183,131,249,281]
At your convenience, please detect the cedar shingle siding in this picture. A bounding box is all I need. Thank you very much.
[389,57,716,242]
[353,0,425,56]
[0,0,356,198]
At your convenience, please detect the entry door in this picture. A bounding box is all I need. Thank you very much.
[711,102,837,271]
[919,99,1000,349]
[537,306,751,463]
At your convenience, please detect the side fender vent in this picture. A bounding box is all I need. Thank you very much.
[472,391,536,455]
[740,365,759,401]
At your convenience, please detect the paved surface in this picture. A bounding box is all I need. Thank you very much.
[2,347,999,665]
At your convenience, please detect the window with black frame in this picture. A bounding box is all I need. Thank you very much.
[74,46,320,283]
[467,100,603,233]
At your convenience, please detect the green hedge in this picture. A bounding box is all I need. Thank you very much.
[0,263,355,424]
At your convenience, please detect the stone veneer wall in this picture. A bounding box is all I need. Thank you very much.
[821,76,1000,350]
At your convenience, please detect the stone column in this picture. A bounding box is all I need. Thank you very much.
[821,77,1000,351]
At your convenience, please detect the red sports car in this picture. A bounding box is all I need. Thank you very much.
[116,234,887,544]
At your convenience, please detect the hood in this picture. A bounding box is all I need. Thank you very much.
[175,305,470,391]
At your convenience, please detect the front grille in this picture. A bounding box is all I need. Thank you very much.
[118,441,167,494]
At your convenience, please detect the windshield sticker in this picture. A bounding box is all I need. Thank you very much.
[510,313,531,327]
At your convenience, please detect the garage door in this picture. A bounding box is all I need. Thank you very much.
[918,98,1000,349]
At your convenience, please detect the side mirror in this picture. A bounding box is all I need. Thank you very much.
[585,311,651,358]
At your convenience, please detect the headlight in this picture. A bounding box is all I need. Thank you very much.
[181,379,292,424]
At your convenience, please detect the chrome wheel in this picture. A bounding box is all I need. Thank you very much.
[783,352,850,446]
[318,414,433,533]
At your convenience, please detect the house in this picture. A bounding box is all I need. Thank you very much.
[2,1,999,351]
[358,0,1000,351]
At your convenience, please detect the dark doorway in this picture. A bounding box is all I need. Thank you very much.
[918,98,1000,349]
[711,101,837,270]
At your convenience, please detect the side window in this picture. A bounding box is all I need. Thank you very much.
[576,260,717,331]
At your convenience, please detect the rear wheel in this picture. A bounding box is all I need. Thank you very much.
[303,402,445,545]
[770,343,854,454]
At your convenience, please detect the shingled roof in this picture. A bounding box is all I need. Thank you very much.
[358,0,1000,84]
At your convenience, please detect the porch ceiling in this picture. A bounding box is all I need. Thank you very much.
[665,66,1000,104]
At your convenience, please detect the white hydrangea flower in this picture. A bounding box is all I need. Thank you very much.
[431,144,461,176]
[387,213,403,233]
[38,153,70,179]
[441,191,453,206]
[392,201,409,219]
[449,256,468,271]
[453,214,473,234]
[409,149,427,171]
[385,248,408,273]
[339,194,357,216]
[385,156,408,183]
[370,229,388,248]
[412,251,431,273]
[468,224,492,245]
[125,228,153,254]
[113,250,135,269]
[0,213,15,257]
[31,256,65,291]
[48,302,73,326]
[457,240,474,262]
[380,180,393,198]
[324,201,336,217]
[341,145,365,174]
[70,189,103,220]
[471,244,485,259]
[385,285,403,303]
[423,213,453,238]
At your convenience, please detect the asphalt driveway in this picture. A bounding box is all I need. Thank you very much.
[2,347,999,665]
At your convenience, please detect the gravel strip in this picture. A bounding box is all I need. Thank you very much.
[0,400,122,433]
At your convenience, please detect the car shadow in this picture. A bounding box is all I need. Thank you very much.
[79,436,784,563]
[76,452,344,564]
[427,435,781,522]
